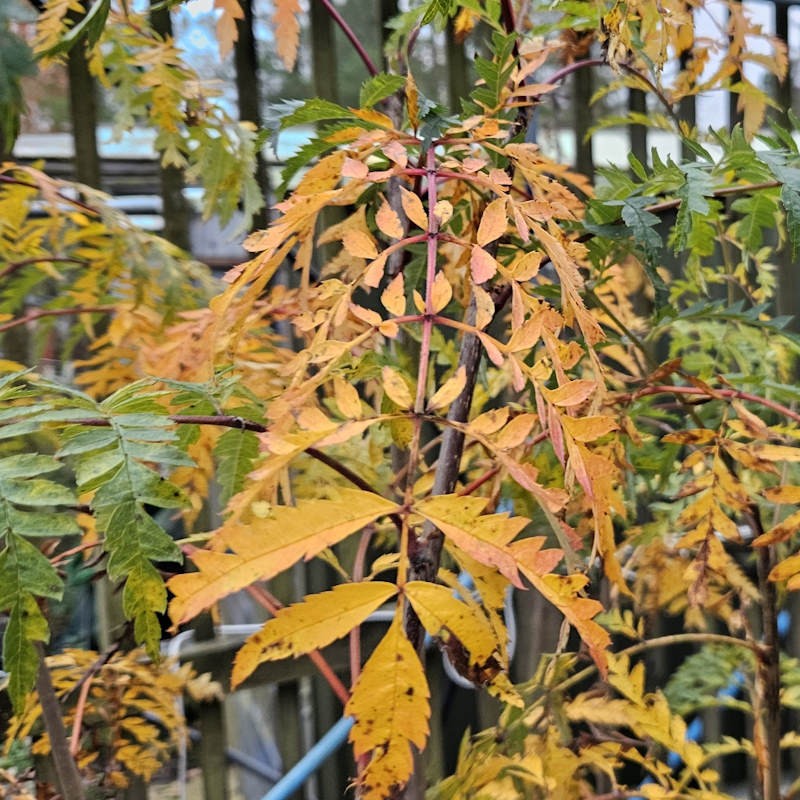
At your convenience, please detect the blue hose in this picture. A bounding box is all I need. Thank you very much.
[261,716,354,800]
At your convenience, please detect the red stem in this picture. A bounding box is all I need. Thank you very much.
[413,147,439,413]
[625,384,800,425]
[316,0,378,77]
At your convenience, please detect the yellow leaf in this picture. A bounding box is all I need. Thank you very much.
[495,413,537,450]
[542,379,595,408]
[343,229,379,259]
[752,443,800,462]
[381,273,406,316]
[376,199,404,239]
[427,366,466,412]
[214,0,244,58]
[231,582,398,687]
[433,200,453,226]
[764,485,800,504]
[405,581,504,677]
[468,407,509,436]
[382,366,413,409]
[415,495,526,588]
[476,197,508,246]
[473,284,494,330]
[561,415,619,443]
[753,510,800,547]
[271,0,301,70]
[406,72,420,130]
[167,490,399,625]
[333,376,363,419]
[470,246,499,284]
[400,187,428,229]
[431,271,452,313]
[346,618,430,799]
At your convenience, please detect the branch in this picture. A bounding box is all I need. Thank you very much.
[0,305,115,333]
[0,257,88,282]
[34,642,86,800]
[622,384,800,425]
[316,0,378,77]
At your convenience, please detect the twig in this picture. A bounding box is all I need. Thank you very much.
[316,0,378,77]
[622,384,800,425]
[0,305,115,333]
[69,645,120,756]
[0,257,88,282]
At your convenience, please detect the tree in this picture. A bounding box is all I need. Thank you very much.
[1,1,799,799]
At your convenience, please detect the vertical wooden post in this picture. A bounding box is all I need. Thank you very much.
[234,0,270,231]
[573,66,594,180]
[66,27,101,189]
[628,87,647,167]
[149,1,191,250]
[198,698,230,800]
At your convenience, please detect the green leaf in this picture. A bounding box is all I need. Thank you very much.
[215,427,260,505]
[3,598,44,713]
[360,73,406,108]
[674,162,712,252]
[279,98,354,129]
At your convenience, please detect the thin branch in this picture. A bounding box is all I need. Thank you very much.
[0,305,115,333]
[623,384,800,425]
[751,506,781,800]
[0,174,100,216]
[316,0,378,77]
[0,257,88,282]
[553,632,760,696]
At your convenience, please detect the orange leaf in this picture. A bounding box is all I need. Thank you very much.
[381,274,406,316]
[513,538,610,675]
[476,197,507,246]
[470,246,499,284]
[231,582,398,687]
[271,0,301,70]
[214,0,244,58]
[343,230,379,259]
[346,618,430,799]
[400,187,428,229]
[376,199,404,240]
[431,271,452,313]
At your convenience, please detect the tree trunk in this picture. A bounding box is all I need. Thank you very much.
[234,0,270,231]
[66,30,101,189]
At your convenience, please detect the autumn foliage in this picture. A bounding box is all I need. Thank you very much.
[1,0,800,798]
